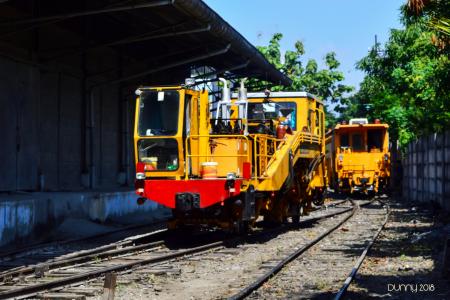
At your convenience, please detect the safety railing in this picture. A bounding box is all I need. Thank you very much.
[185,131,323,180]
[252,134,286,178]
[291,132,322,152]
[252,132,323,179]
[185,134,251,180]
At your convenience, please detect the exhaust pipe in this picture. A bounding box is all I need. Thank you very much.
[238,78,248,135]
[215,78,231,123]
[219,77,230,103]
[238,78,247,102]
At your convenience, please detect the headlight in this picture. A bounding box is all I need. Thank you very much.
[227,172,237,180]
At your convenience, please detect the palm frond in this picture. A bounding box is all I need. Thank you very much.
[429,17,450,35]
[407,0,427,15]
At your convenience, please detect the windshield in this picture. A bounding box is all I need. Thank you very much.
[351,133,364,151]
[138,90,179,136]
[248,102,296,130]
[138,139,179,171]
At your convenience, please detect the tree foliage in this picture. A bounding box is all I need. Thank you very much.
[247,33,353,128]
[248,1,449,148]
[350,1,450,147]
[405,0,450,40]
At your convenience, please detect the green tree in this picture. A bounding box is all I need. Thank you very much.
[355,11,450,147]
[405,0,450,39]
[248,33,354,128]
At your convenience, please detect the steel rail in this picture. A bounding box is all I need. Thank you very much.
[0,237,240,300]
[333,200,390,300]
[0,237,166,282]
[0,221,166,261]
[0,199,347,281]
[228,199,377,300]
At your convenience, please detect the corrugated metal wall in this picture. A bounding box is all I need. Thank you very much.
[0,52,135,192]
[402,131,450,210]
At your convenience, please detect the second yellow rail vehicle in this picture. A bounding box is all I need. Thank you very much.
[326,118,390,195]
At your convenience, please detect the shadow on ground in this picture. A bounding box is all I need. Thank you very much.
[305,198,450,300]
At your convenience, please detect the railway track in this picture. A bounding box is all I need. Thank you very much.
[0,220,167,266]
[0,230,236,299]
[0,197,346,276]
[0,199,354,299]
[0,229,168,282]
[333,200,389,300]
[228,198,388,300]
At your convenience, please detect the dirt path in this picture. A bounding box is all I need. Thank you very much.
[346,199,450,299]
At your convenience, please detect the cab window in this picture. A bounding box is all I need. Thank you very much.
[352,133,364,151]
[340,134,349,148]
[368,129,383,151]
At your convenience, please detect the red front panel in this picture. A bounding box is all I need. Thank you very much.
[139,179,242,209]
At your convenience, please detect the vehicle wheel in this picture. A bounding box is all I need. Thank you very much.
[312,191,325,206]
[233,220,250,235]
[290,203,301,224]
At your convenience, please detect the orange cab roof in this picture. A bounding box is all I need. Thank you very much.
[335,123,389,130]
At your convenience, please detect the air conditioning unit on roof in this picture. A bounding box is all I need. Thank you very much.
[349,118,368,125]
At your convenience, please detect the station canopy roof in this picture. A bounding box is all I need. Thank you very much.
[0,0,292,87]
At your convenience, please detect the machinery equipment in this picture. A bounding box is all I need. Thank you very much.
[326,119,390,195]
[134,79,327,231]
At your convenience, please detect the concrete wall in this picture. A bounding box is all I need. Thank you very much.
[0,191,170,248]
[402,131,450,210]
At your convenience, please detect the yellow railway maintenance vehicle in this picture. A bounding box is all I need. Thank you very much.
[326,118,390,195]
[134,79,327,231]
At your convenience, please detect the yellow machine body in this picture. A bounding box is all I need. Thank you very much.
[133,87,327,231]
[326,121,390,194]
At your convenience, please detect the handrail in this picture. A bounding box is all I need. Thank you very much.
[185,131,323,181]
[185,134,251,180]
[291,132,322,154]
[252,134,286,178]
[254,131,322,178]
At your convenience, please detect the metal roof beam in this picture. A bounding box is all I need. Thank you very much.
[44,24,210,62]
[173,0,291,86]
[0,0,172,27]
[112,25,210,46]
[87,44,210,78]
[192,60,249,80]
[92,44,231,88]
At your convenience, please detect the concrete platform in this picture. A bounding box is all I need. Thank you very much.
[0,190,170,248]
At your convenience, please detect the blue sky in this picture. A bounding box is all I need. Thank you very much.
[204,0,405,90]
